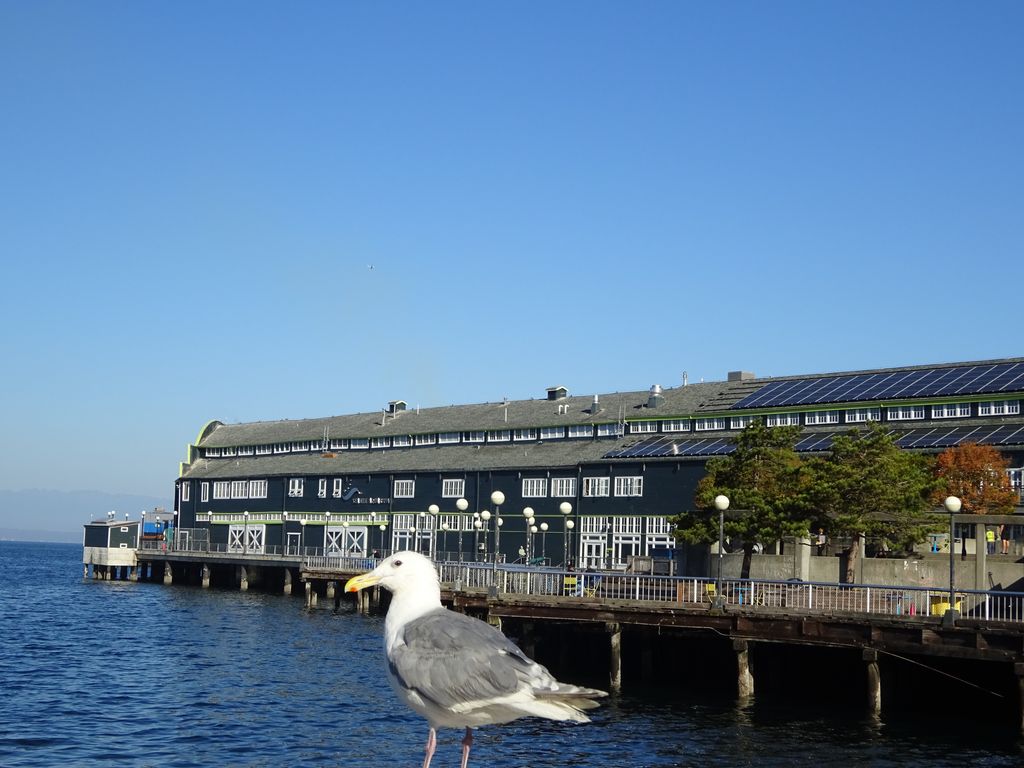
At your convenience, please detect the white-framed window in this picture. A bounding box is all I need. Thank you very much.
[292,441,310,452]
[540,426,565,440]
[206,447,221,458]
[318,478,327,498]
[248,479,267,499]
[442,478,465,498]
[333,478,343,497]
[514,428,538,441]
[393,435,412,447]
[845,407,881,423]
[583,477,610,497]
[568,425,593,438]
[231,480,248,499]
[237,445,254,456]
[661,419,690,432]
[222,447,236,457]
[628,421,658,434]
[887,405,925,421]
[1009,468,1024,503]
[274,443,290,454]
[581,516,608,534]
[979,400,1020,416]
[288,477,304,497]
[394,479,415,498]
[464,431,486,443]
[730,416,755,429]
[805,410,840,425]
[613,516,643,534]
[370,437,390,449]
[255,444,273,455]
[695,418,727,431]
[329,438,348,450]
[487,430,511,442]
[201,482,209,503]
[766,413,800,427]
[551,477,577,497]
[414,434,437,446]
[350,438,369,450]
[181,482,190,502]
[614,476,644,497]
[438,432,461,445]
[597,423,622,437]
[933,403,971,419]
[213,481,231,499]
[647,516,673,535]
[522,478,549,498]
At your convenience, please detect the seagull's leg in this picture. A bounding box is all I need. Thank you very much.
[460,727,473,768]
[421,726,437,768]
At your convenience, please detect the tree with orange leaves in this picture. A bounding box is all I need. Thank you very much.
[931,442,1018,514]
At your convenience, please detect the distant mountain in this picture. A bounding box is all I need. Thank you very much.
[0,489,172,543]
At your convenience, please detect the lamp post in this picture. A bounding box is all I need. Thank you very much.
[428,504,439,558]
[441,523,450,560]
[456,498,469,561]
[522,507,534,561]
[490,491,505,572]
[944,495,962,626]
[243,510,250,554]
[473,515,483,561]
[540,522,549,561]
[560,502,574,566]
[378,523,387,556]
[713,495,729,610]
[480,510,492,563]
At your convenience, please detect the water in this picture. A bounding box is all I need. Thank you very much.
[1,541,1022,767]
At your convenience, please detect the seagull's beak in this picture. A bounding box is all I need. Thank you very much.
[345,570,380,593]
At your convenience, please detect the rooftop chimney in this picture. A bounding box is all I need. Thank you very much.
[647,384,663,409]
[728,371,756,382]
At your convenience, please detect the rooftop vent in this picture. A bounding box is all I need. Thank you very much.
[728,371,756,382]
[546,386,568,401]
[590,395,601,415]
[647,384,663,409]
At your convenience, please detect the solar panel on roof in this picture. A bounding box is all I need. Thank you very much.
[731,361,1024,410]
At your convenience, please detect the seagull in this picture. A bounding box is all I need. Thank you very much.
[345,551,606,768]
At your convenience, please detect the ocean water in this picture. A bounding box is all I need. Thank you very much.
[1,540,1022,767]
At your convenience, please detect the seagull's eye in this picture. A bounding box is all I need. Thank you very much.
[393,560,403,567]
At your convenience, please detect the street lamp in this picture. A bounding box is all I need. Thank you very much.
[480,510,492,563]
[378,523,387,556]
[540,522,549,561]
[473,515,484,561]
[456,498,469,561]
[441,522,450,559]
[490,491,505,571]
[943,495,962,626]
[522,507,534,560]
[560,502,574,565]
[428,504,440,558]
[713,495,729,609]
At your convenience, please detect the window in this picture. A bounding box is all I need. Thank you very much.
[201,482,209,503]
[583,477,610,497]
[222,447,236,457]
[370,437,390,449]
[613,516,642,534]
[568,425,593,438]
[522,478,548,498]
[393,435,412,447]
[350,438,369,450]
[647,516,673,535]
[464,431,486,443]
[329,438,348,450]
[551,477,577,497]
[414,434,437,446]
[213,481,231,499]
[1009,469,1024,503]
[274,443,290,454]
[695,418,727,431]
[255,444,273,455]
[487,430,510,442]
[333,478,343,498]
[933,403,971,419]
[231,480,248,499]
[887,405,925,421]
[629,421,658,434]
[291,441,310,452]
[766,413,800,427]
[979,400,1020,416]
[288,478,304,497]
[514,428,537,441]
[845,407,881,423]
[318,478,327,498]
[614,476,644,497]
[248,480,267,499]
[730,416,755,429]
[540,426,564,440]
[180,482,190,502]
[206,447,221,458]
[438,432,461,445]
[237,445,254,456]
[597,423,622,437]
[804,410,840,425]
[661,419,690,432]
[442,478,465,498]
[394,479,415,498]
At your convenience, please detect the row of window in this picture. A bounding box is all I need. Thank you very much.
[182,475,645,503]
[200,399,1021,459]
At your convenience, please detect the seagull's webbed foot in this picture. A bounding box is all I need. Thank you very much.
[460,727,473,768]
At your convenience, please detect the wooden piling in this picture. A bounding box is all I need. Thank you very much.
[734,640,754,700]
[863,649,881,715]
[608,622,622,693]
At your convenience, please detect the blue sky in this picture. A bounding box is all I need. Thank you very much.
[1,2,1021,520]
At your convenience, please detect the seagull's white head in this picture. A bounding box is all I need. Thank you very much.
[345,551,438,596]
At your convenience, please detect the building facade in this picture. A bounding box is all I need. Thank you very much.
[174,358,1024,568]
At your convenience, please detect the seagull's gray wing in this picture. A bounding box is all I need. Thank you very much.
[389,608,540,711]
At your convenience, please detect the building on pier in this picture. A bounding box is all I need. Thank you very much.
[172,357,1024,568]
